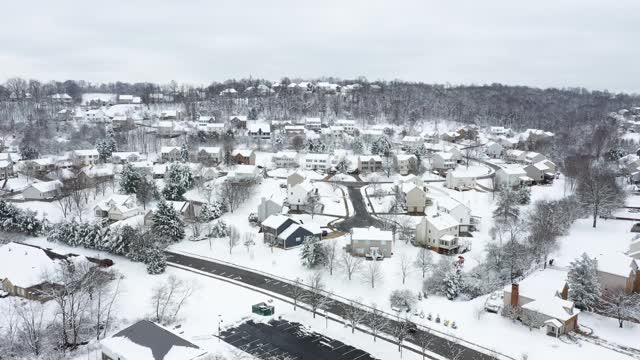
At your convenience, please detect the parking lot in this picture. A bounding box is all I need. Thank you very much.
[220,319,378,360]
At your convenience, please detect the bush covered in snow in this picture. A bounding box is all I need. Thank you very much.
[151,198,186,242]
[209,220,229,238]
[389,289,417,310]
[198,200,225,221]
[0,200,42,235]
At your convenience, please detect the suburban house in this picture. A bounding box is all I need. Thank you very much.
[398,180,428,213]
[21,158,56,178]
[284,125,306,140]
[272,151,300,168]
[111,115,135,131]
[192,147,222,165]
[226,165,261,183]
[196,122,226,136]
[287,171,306,187]
[498,136,520,149]
[257,197,284,222]
[594,253,640,293]
[524,129,555,143]
[350,226,393,259]
[117,94,134,104]
[0,242,64,300]
[505,149,527,163]
[160,146,182,163]
[231,149,256,165]
[402,136,423,147]
[262,214,298,245]
[23,180,63,200]
[524,161,556,184]
[131,161,154,177]
[110,152,142,164]
[503,269,579,336]
[357,155,383,173]
[247,122,272,140]
[485,141,503,158]
[436,197,473,232]
[160,110,181,120]
[422,130,439,143]
[432,152,457,172]
[155,121,176,137]
[71,149,99,166]
[524,152,547,165]
[261,215,321,249]
[445,170,477,190]
[78,166,115,185]
[85,109,107,122]
[50,93,73,104]
[101,320,208,360]
[304,153,332,171]
[229,115,248,129]
[287,180,317,211]
[94,194,138,220]
[415,212,460,254]
[495,167,533,188]
[305,117,322,131]
[168,201,201,221]
[335,119,356,134]
[490,126,510,137]
[441,131,461,143]
[394,154,417,175]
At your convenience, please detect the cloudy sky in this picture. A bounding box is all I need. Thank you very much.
[1,0,638,92]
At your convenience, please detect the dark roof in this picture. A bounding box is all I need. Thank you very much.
[113,320,200,360]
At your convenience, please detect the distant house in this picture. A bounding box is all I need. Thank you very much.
[485,141,503,158]
[350,227,393,259]
[231,149,256,165]
[495,167,533,188]
[111,152,141,164]
[594,253,640,293]
[441,131,461,143]
[101,320,208,360]
[160,110,181,121]
[71,149,100,166]
[402,136,422,147]
[156,121,176,137]
[111,115,135,131]
[229,115,247,129]
[226,165,261,183]
[394,154,417,176]
[196,122,225,136]
[23,180,63,200]
[257,197,284,222]
[247,122,271,140]
[445,170,476,191]
[85,109,107,122]
[504,269,579,336]
[160,146,181,163]
[0,242,64,300]
[524,161,555,184]
[50,93,73,104]
[167,201,200,221]
[117,94,134,104]
[490,126,510,136]
[287,180,316,211]
[21,158,56,177]
[94,194,137,219]
[272,151,300,168]
[287,171,305,187]
[398,181,428,214]
[357,155,382,173]
[436,197,472,232]
[335,119,356,134]
[284,125,306,141]
[304,153,332,171]
[415,212,460,254]
[431,152,456,171]
[305,117,322,131]
[498,136,520,149]
[505,149,527,163]
[78,166,115,184]
[192,147,222,165]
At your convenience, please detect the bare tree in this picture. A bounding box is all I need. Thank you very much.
[368,304,389,342]
[56,195,73,220]
[599,289,640,328]
[243,232,255,253]
[414,248,433,278]
[323,240,338,275]
[219,181,255,213]
[414,328,436,360]
[576,164,625,228]
[15,301,46,357]
[150,275,194,325]
[390,319,411,352]
[0,300,19,354]
[342,300,368,334]
[399,254,412,285]
[341,252,363,280]
[228,225,241,255]
[307,272,332,318]
[363,260,383,289]
[445,339,466,360]
[288,278,308,311]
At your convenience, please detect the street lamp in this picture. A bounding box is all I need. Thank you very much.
[217,314,223,342]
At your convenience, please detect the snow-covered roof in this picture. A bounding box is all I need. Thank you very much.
[292,180,314,193]
[499,167,527,176]
[118,94,134,101]
[427,213,459,231]
[437,197,468,212]
[0,242,62,288]
[73,149,99,157]
[305,153,330,161]
[247,122,271,133]
[232,149,254,157]
[112,151,141,158]
[262,214,295,229]
[305,117,321,124]
[402,136,422,142]
[229,115,247,121]
[29,180,62,193]
[595,252,638,278]
[503,268,567,300]
[395,154,416,161]
[351,227,393,242]
[359,155,382,162]
[161,146,181,154]
[198,147,221,154]
[434,152,453,160]
[521,297,579,322]
[233,164,259,175]
[274,151,298,159]
[102,320,206,360]
[81,166,114,178]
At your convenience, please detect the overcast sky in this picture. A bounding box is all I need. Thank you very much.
[1,0,638,92]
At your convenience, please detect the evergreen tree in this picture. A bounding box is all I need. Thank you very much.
[152,198,186,242]
[567,253,601,310]
[162,163,194,201]
[443,271,462,300]
[300,236,326,268]
[103,225,136,255]
[119,163,142,194]
[493,186,520,223]
[516,186,531,205]
[210,220,229,237]
[352,138,365,154]
[272,132,285,151]
[335,158,351,174]
[136,176,157,209]
[199,201,224,221]
[180,144,189,162]
[96,128,117,162]
[19,145,39,160]
[145,247,167,275]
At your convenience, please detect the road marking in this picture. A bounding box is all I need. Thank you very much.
[219,272,226,276]
[352,352,369,360]
[342,348,357,356]
[331,344,346,351]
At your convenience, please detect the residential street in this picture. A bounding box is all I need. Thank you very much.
[336,185,383,232]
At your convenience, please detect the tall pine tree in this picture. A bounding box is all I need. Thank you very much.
[567,253,601,310]
[152,198,186,242]
[119,163,142,194]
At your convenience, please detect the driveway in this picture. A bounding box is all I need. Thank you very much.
[335,185,383,232]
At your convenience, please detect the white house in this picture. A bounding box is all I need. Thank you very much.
[117,94,134,104]
[498,136,520,149]
[23,180,63,200]
[485,141,503,158]
[160,146,181,163]
[71,149,100,166]
[304,153,332,171]
[505,149,527,163]
[402,136,422,147]
[445,170,477,190]
[335,120,356,134]
[247,122,271,140]
[431,152,456,171]
[524,161,555,184]
[415,212,460,254]
[490,126,510,136]
[94,194,137,218]
[394,154,417,175]
[357,155,382,173]
[350,227,393,259]
[287,180,316,211]
[436,197,472,232]
[272,151,300,168]
[305,117,322,131]
[227,165,261,183]
[196,122,225,136]
[85,109,107,122]
[524,151,547,165]
[110,152,141,164]
[192,147,222,165]
[495,167,533,188]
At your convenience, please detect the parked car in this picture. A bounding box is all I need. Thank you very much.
[484,291,503,313]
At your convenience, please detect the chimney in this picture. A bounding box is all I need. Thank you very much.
[561,283,569,300]
[511,283,519,306]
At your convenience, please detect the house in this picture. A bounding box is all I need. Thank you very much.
[495,167,533,188]
[504,269,579,336]
[71,149,100,166]
[445,170,477,190]
[524,161,555,184]
[167,201,201,221]
[231,149,256,165]
[422,130,439,143]
[498,136,520,149]
[108,204,142,221]
[594,253,640,293]
[85,109,107,122]
[287,171,305,187]
[305,117,322,131]
[350,227,393,259]
[117,94,134,104]
[394,154,417,175]
[436,197,472,232]
[160,110,181,120]
[524,152,547,165]
[226,165,261,183]
[247,122,271,140]
[272,151,300,168]
[0,242,64,300]
[261,215,298,247]
[630,238,640,260]
[357,155,382,173]
[78,166,115,185]
[160,146,182,163]
[196,122,225,136]
[21,158,56,177]
[0,154,15,179]
[192,147,222,165]
[257,197,284,222]
[415,212,460,254]
[101,320,208,360]
[328,125,345,139]
[335,119,356,134]
[284,125,306,140]
[304,153,332,171]
[402,136,423,147]
[446,146,464,163]
[111,115,135,131]
[441,131,461,143]
[94,194,137,218]
[287,180,316,211]
[229,115,247,129]
[485,141,503,158]
[155,121,176,137]
[431,152,456,171]
[524,129,554,143]
[505,149,527,163]
[276,222,322,249]
[23,180,63,200]
[111,152,141,164]
[399,182,428,213]
[50,93,73,104]
[131,161,154,177]
[490,126,510,136]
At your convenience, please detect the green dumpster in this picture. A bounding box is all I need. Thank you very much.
[252,302,275,316]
